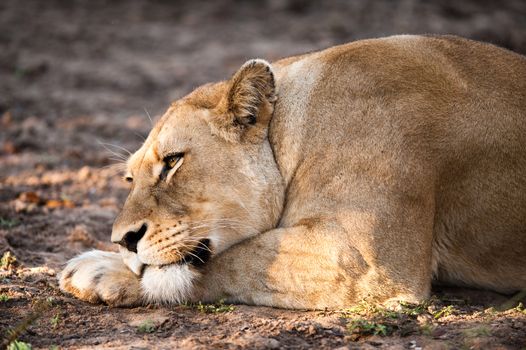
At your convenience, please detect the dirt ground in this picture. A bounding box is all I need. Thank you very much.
[1,0,526,349]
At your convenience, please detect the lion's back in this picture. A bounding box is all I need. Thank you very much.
[272,35,526,292]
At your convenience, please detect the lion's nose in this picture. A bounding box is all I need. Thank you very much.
[115,223,147,253]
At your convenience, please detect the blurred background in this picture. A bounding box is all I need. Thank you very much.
[2,0,526,125]
[1,1,526,348]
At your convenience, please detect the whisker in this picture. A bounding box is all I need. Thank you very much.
[98,141,133,156]
[133,131,146,141]
[185,223,252,231]
[101,163,126,170]
[106,152,127,161]
[187,218,258,228]
[185,223,258,236]
[181,238,215,251]
[184,251,205,264]
[181,237,222,252]
[184,226,243,239]
[187,220,257,231]
[108,157,127,163]
[96,140,130,163]
[187,218,254,224]
[144,107,154,126]
[186,224,258,237]
[99,165,127,178]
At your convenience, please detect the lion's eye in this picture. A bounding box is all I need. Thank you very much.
[163,153,184,169]
[124,176,133,183]
[161,152,184,181]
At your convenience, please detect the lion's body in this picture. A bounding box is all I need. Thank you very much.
[60,35,526,309]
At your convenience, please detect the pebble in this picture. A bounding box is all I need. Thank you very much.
[307,324,317,335]
[408,340,422,350]
[255,337,280,349]
[243,335,280,349]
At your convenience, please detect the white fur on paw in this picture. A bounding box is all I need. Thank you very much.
[59,250,141,306]
[61,250,117,291]
[141,264,198,304]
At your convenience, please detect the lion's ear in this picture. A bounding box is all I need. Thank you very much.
[227,59,276,126]
[211,59,277,143]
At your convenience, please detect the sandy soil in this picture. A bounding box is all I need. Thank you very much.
[1,0,526,348]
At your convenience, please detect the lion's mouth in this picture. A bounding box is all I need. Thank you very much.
[178,238,211,268]
[121,239,212,276]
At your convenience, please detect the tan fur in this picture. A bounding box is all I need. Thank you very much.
[60,35,526,309]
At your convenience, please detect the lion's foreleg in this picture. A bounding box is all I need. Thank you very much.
[199,204,434,310]
[197,226,366,309]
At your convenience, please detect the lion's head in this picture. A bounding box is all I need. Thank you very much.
[111,59,284,276]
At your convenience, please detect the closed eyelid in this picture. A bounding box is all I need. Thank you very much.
[162,157,184,183]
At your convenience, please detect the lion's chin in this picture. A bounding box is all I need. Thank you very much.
[141,263,198,304]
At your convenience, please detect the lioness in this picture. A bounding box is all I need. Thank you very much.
[59,35,526,309]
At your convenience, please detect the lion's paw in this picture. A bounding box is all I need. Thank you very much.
[59,250,142,307]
